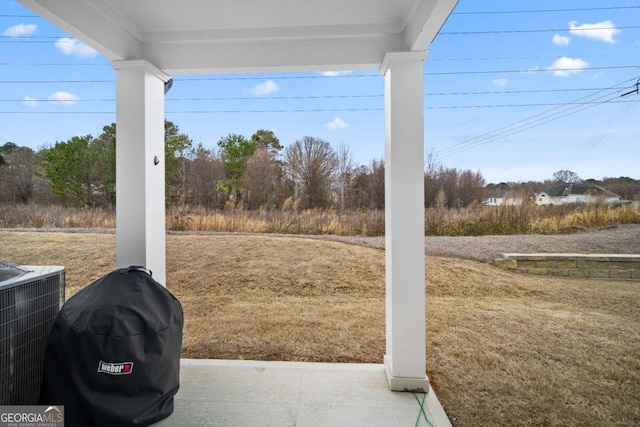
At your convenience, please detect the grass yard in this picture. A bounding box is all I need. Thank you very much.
[1,230,638,426]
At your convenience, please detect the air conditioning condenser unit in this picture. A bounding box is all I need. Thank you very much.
[0,262,65,404]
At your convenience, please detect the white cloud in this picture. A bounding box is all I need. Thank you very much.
[3,23,37,37]
[248,80,279,97]
[54,37,99,58]
[492,78,507,87]
[324,117,348,130]
[322,71,352,77]
[552,34,571,46]
[48,91,80,105]
[568,20,620,44]
[547,57,589,77]
[22,96,39,108]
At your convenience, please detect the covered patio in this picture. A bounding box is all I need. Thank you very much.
[17,0,459,424]
[156,359,450,426]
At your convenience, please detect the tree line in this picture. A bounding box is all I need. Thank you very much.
[1,121,638,210]
[0,121,386,210]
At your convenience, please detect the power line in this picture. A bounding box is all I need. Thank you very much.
[438,97,619,157]
[0,99,114,102]
[5,24,639,41]
[430,53,640,62]
[0,63,637,85]
[0,111,114,115]
[2,76,637,107]
[440,25,640,36]
[451,5,640,15]
[0,79,113,84]
[3,5,639,18]
[0,74,379,83]
[438,93,622,156]
[176,74,378,81]
[437,77,636,155]
[570,130,612,171]
[1,99,636,115]
[425,100,635,109]
[1,74,376,84]
[570,98,637,170]
[0,86,632,103]
[0,40,62,44]
[0,108,385,115]
[4,25,639,40]
[0,94,382,102]
[425,65,640,75]
[170,108,385,113]
[0,62,110,66]
[427,87,630,96]
[0,36,61,40]
[3,5,639,19]
[436,78,636,157]
[2,53,640,67]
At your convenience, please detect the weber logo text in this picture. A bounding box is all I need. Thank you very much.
[98,360,134,375]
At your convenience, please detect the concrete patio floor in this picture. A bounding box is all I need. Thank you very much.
[154,359,452,427]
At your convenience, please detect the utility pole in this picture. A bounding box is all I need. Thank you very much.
[620,77,639,97]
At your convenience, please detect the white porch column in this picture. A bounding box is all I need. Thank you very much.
[111,60,170,285]
[380,51,428,392]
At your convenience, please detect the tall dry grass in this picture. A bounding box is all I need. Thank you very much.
[166,205,385,236]
[426,201,640,236]
[0,204,115,229]
[0,202,638,236]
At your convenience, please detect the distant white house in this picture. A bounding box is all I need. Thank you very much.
[482,189,523,206]
[535,183,621,205]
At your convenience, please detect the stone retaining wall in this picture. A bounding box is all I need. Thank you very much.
[495,253,640,281]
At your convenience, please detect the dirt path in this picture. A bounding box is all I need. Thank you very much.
[5,223,640,264]
[320,223,640,263]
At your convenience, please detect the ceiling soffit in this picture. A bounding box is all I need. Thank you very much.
[18,0,457,74]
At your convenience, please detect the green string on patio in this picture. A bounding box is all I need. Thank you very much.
[414,393,434,427]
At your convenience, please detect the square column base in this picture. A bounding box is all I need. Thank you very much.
[384,356,429,392]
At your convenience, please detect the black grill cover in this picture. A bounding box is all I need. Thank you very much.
[41,267,183,427]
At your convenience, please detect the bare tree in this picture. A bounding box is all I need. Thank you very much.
[553,170,581,184]
[285,136,338,209]
[184,143,226,208]
[336,141,354,212]
[243,147,285,209]
[0,146,38,203]
[349,159,385,209]
[425,148,441,177]
[350,165,369,209]
[458,170,486,207]
[600,177,640,201]
[368,159,385,209]
[425,164,486,208]
[424,149,443,207]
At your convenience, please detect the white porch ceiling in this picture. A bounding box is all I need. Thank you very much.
[18,0,458,74]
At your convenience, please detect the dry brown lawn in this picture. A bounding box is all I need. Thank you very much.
[1,230,638,426]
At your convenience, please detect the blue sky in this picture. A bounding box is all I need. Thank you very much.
[1,0,639,184]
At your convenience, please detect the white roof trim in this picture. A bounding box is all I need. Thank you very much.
[111,60,172,82]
